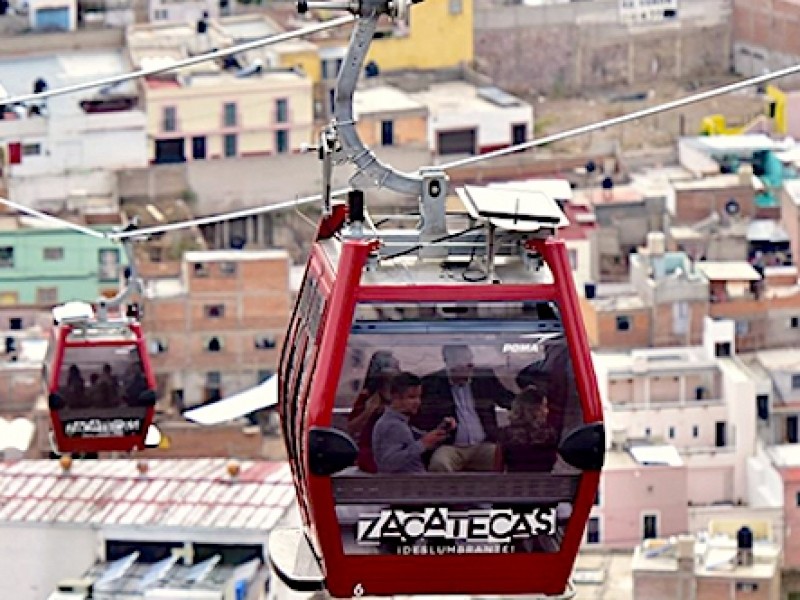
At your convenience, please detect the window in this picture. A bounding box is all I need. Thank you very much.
[796,491,800,507]
[757,394,769,421]
[793,374,800,390]
[154,8,168,19]
[792,317,800,329]
[449,0,462,15]
[692,425,699,438]
[0,247,14,268]
[220,262,237,276]
[205,371,221,402]
[258,369,274,384]
[586,517,600,544]
[321,58,343,80]
[193,263,208,277]
[224,133,237,157]
[9,317,22,330]
[275,98,288,123]
[715,342,731,357]
[735,582,759,593]
[98,248,120,282]
[593,489,600,506]
[255,335,277,350]
[43,247,63,261]
[206,337,223,352]
[645,427,651,437]
[789,416,799,444]
[22,143,41,156]
[223,102,237,127]
[381,120,394,146]
[735,320,749,335]
[205,304,225,318]
[715,421,727,447]
[668,426,675,439]
[192,136,206,160]
[163,106,177,132]
[36,287,58,305]
[275,130,289,154]
[616,315,631,331]
[512,123,527,146]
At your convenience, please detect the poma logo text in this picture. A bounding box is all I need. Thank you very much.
[356,507,556,546]
[502,343,540,353]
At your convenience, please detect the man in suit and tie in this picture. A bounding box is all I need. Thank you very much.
[414,344,515,472]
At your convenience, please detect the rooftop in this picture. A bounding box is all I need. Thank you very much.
[594,346,717,376]
[354,84,427,117]
[184,249,290,263]
[407,81,530,115]
[0,459,294,531]
[0,51,136,120]
[694,261,761,281]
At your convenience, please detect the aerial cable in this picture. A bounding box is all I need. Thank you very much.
[0,189,351,240]
[0,15,354,107]
[438,63,800,171]
[0,197,107,239]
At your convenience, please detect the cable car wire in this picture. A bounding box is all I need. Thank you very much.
[0,15,355,107]
[437,63,800,171]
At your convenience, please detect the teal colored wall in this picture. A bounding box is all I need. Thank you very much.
[0,228,130,305]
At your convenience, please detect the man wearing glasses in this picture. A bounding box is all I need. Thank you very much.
[414,344,515,472]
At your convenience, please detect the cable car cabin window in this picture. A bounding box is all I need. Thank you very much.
[280,274,327,519]
[330,301,582,556]
[53,339,152,438]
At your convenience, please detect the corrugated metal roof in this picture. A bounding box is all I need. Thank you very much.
[0,459,294,530]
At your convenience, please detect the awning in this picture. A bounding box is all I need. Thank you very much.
[183,376,278,426]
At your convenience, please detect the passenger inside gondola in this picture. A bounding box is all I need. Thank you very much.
[63,364,87,408]
[123,360,149,406]
[414,344,514,472]
[372,372,454,474]
[495,384,560,472]
[347,350,401,473]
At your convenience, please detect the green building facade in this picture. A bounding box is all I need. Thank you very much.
[0,227,129,306]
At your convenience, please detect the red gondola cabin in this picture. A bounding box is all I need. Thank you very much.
[45,301,157,454]
[273,185,605,598]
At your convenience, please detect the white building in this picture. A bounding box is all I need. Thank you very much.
[0,51,148,209]
[594,317,759,506]
[149,0,225,24]
[0,458,296,599]
[408,82,534,156]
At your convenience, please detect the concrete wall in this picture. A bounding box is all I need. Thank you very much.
[474,0,732,95]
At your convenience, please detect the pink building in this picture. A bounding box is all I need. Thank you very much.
[588,445,688,548]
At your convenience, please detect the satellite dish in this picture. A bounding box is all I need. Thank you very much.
[725,199,740,216]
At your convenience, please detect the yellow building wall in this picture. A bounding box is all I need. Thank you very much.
[367,0,473,71]
[277,49,322,85]
[145,77,313,160]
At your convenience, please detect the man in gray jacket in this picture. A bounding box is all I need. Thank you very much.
[373,371,455,474]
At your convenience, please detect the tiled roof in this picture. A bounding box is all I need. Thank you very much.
[0,459,295,531]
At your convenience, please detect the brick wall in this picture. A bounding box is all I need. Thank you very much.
[674,185,756,225]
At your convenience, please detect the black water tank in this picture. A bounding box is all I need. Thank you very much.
[737,526,753,551]
[584,282,597,299]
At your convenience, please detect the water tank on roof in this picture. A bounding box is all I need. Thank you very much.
[737,526,754,566]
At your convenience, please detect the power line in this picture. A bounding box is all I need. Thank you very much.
[1,15,354,107]
[438,65,800,171]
